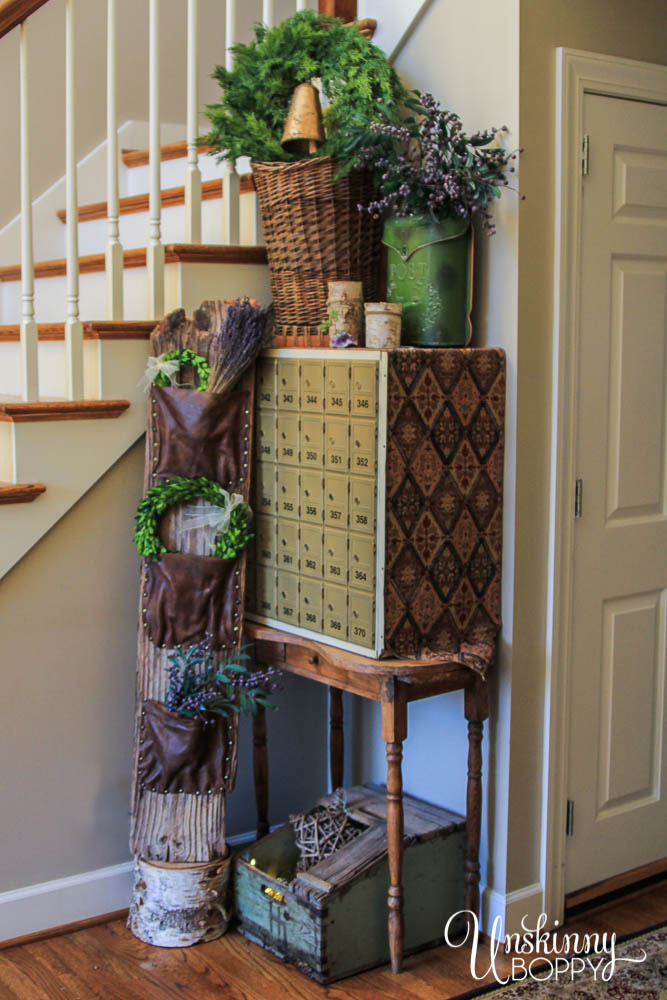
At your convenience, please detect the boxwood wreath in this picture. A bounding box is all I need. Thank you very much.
[203,9,405,166]
[134,476,253,560]
[150,349,210,391]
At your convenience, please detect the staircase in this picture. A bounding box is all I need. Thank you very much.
[0,0,277,579]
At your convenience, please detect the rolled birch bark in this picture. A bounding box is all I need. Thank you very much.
[129,854,232,947]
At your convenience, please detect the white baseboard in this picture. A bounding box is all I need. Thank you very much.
[482,882,545,940]
[0,823,277,944]
[0,862,133,944]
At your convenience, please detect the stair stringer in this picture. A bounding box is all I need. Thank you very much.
[1,338,150,580]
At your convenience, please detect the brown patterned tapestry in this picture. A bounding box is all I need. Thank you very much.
[384,348,505,675]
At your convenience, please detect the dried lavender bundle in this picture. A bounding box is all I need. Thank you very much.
[208,298,274,394]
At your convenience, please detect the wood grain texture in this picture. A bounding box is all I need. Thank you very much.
[56,176,255,224]
[121,140,213,168]
[318,0,357,20]
[0,0,49,39]
[0,881,665,1000]
[0,400,129,422]
[0,245,267,282]
[0,321,154,342]
[0,482,45,504]
[463,678,488,928]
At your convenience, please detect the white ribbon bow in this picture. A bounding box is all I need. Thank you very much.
[138,353,181,391]
[183,494,245,545]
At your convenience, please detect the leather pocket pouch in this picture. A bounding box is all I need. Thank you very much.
[138,699,238,795]
[143,552,240,650]
[151,386,250,489]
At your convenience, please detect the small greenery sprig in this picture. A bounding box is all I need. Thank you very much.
[134,476,253,560]
[165,641,280,724]
[151,349,210,391]
[345,91,521,234]
[204,10,405,167]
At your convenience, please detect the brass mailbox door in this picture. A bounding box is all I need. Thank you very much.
[349,477,376,534]
[348,590,375,647]
[300,579,323,631]
[350,419,377,478]
[255,515,277,567]
[301,415,324,469]
[277,466,299,520]
[324,472,349,528]
[254,465,277,517]
[325,416,350,473]
[277,519,299,573]
[349,532,375,592]
[300,360,325,413]
[300,470,323,524]
[277,412,300,466]
[300,524,323,578]
[277,358,299,410]
[257,565,277,618]
[277,572,299,625]
[325,360,350,413]
[257,357,278,409]
[324,583,348,640]
[351,362,377,415]
[324,528,348,585]
[256,410,277,463]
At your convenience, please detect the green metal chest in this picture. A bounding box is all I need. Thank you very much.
[234,785,465,983]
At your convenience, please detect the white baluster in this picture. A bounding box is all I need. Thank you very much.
[262,0,275,27]
[105,0,123,319]
[295,0,307,10]
[65,0,84,399]
[222,0,240,245]
[147,0,164,319]
[185,0,201,243]
[19,21,39,402]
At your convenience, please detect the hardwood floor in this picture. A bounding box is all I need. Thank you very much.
[0,880,665,1000]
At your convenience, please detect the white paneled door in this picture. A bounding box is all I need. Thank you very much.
[566,94,667,893]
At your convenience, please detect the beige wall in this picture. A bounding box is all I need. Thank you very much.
[510,0,667,892]
[0,442,144,892]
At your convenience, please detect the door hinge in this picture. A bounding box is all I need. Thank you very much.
[574,478,583,518]
[582,134,590,176]
[566,799,574,837]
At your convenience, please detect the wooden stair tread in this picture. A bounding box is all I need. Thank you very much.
[0,400,130,422]
[0,244,267,282]
[0,321,155,342]
[121,140,212,168]
[57,176,255,224]
[0,482,46,504]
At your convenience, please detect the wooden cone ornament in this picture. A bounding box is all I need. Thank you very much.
[281,82,325,155]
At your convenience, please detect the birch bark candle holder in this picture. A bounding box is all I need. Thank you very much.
[364,302,402,349]
[327,280,364,347]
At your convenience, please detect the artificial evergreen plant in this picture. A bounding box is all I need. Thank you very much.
[204,9,405,166]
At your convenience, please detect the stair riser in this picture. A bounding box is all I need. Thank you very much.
[125,152,238,196]
[0,258,270,327]
[73,192,257,255]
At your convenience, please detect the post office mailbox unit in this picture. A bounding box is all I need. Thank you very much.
[247,349,388,656]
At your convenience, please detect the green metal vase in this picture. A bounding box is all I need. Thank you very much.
[383,215,474,347]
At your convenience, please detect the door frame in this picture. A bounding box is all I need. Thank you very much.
[543,48,667,926]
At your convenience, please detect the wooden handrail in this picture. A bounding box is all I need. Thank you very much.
[0,0,50,40]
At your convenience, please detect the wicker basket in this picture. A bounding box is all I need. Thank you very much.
[251,157,382,345]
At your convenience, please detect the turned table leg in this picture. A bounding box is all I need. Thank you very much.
[253,706,269,839]
[381,678,408,974]
[329,686,344,790]
[464,676,489,928]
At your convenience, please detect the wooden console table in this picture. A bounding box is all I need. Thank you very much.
[246,621,489,975]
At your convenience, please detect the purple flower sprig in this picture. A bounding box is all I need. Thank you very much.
[345,90,522,234]
[165,639,280,724]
